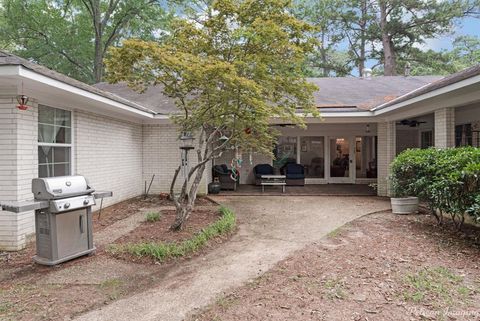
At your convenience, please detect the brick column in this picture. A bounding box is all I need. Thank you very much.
[0,98,37,251]
[377,121,396,196]
[434,107,455,148]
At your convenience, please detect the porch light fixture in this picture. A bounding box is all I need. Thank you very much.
[365,124,371,133]
[179,132,195,151]
[179,132,194,181]
[16,94,29,111]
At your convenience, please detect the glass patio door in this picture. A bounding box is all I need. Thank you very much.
[328,137,354,183]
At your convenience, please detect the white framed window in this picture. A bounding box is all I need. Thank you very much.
[38,105,72,177]
[420,130,433,149]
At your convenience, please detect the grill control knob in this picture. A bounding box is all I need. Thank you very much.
[83,199,89,205]
[64,203,70,209]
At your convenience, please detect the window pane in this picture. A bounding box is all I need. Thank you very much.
[300,137,324,178]
[53,147,70,163]
[274,136,297,169]
[55,109,71,127]
[54,163,70,177]
[39,164,53,178]
[38,146,53,165]
[38,105,55,125]
[38,124,56,143]
[330,137,350,177]
[55,126,71,144]
[355,137,377,178]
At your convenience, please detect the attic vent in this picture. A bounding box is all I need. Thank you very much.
[362,68,372,79]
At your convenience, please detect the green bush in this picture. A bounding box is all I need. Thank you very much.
[145,211,161,222]
[390,147,480,227]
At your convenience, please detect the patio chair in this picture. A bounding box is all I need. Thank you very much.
[253,164,274,185]
[212,164,237,190]
[285,163,305,186]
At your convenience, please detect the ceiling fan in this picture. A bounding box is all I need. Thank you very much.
[396,119,427,127]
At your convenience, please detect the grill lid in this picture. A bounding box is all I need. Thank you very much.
[32,176,95,200]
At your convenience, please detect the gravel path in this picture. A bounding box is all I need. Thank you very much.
[73,196,390,321]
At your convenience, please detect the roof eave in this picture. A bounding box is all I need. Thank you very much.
[372,73,480,116]
[0,64,157,119]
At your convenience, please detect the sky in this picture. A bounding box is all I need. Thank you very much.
[421,17,480,51]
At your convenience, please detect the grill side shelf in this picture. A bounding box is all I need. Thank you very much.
[1,200,49,213]
[93,191,113,199]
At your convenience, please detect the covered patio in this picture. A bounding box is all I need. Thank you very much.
[215,184,376,196]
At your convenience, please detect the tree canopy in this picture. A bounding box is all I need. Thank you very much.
[106,0,319,229]
[0,0,172,83]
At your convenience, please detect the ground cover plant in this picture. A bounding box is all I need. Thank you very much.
[108,206,236,262]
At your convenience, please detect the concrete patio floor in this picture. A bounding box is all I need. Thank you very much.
[218,184,376,196]
[74,195,390,321]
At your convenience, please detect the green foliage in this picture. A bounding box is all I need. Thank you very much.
[109,206,236,262]
[106,0,319,156]
[390,147,480,227]
[398,35,480,76]
[145,211,161,222]
[402,267,473,306]
[293,0,354,77]
[0,0,171,83]
[99,278,124,300]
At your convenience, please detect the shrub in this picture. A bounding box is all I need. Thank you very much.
[145,211,161,222]
[390,147,480,227]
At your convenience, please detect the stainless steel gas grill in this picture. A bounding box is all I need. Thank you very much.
[1,176,112,266]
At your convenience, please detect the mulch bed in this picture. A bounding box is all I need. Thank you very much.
[0,195,216,269]
[191,212,480,321]
[93,194,216,231]
[114,208,221,244]
[0,195,224,321]
[109,207,226,264]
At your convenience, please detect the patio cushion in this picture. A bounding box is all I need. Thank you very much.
[286,163,304,175]
[285,164,305,180]
[286,173,304,179]
[254,164,274,177]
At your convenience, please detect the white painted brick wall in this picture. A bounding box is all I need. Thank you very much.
[0,98,37,251]
[142,124,208,195]
[74,110,143,208]
[434,107,455,148]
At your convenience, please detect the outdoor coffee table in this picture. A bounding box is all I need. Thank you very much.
[260,175,286,193]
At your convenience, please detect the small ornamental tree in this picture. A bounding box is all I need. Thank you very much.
[106,0,319,230]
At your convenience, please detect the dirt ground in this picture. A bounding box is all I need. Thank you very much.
[0,195,221,321]
[191,212,480,321]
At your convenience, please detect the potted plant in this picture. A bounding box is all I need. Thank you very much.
[389,151,419,215]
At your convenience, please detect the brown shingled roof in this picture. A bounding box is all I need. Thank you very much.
[0,50,158,115]
[373,64,480,110]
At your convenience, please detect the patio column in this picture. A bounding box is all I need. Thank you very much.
[377,121,396,197]
[434,107,455,148]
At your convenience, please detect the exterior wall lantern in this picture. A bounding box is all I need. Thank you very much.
[16,94,29,111]
[179,132,195,180]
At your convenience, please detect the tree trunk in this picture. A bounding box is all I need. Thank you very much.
[320,32,329,77]
[92,0,103,83]
[358,0,367,77]
[379,1,396,76]
[93,37,103,83]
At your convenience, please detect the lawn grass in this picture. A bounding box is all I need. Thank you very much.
[402,266,474,307]
[108,206,236,262]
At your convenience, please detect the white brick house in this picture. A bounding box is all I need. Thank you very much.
[1,50,479,250]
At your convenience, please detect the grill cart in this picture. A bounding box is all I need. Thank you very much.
[1,176,112,266]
